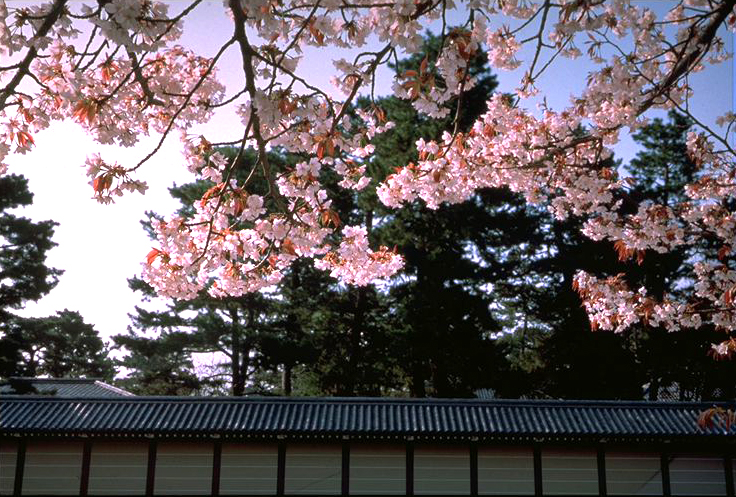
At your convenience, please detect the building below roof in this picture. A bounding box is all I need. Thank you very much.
[0,377,134,397]
[1,396,735,496]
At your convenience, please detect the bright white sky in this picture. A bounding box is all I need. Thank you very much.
[6,1,734,347]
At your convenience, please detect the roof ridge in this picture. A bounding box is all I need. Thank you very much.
[2,396,733,439]
[6,377,101,383]
[92,380,136,397]
[0,395,732,408]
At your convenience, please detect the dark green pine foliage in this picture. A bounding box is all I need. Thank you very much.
[525,211,645,400]
[0,176,113,382]
[276,261,405,396]
[0,174,62,379]
[113,319,205,396]
[118,148,285,396]
[525,111,736,401]
[3,310,114,380]
[362,34,517,397]
[0,175,61,315]
[623,111,736,401]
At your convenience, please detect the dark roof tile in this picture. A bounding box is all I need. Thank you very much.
[1,397,733,441]
[0,378,133,397]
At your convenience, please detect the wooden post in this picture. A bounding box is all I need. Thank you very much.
[406,439,414,496]
[660,451,671,497]
[145,439,157,497]
[13,439,26,497]
[80,439,92,497]
[597,445,607,497]
[533,445,543,497]
[342,439,350,496]
[211,440,222,497]
[725,454,734,497]
[277,440,286,496]
[470,442,478,496]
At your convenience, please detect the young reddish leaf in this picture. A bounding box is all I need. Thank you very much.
[718,245,731,261]
[16,131,34,148]
[72,100,97,125]
[282,238,297,255]
[146,248,164,265]
[372,105,386,123]
[200,183,225,207]
[725,286,735,306]
[92,174,113,193]
[419,56,428,75]
[321,209,341,227]
[308,21,324,45]
[636,250,645,265]
[613,240,632,261]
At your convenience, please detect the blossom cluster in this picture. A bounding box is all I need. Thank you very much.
[1,0,735,336]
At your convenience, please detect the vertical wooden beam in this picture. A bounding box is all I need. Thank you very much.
[341,439,350,496]
[469,442,478,497]
[406,439,414,496]
[145,439,157,497]
[724,454,734,497]
[277,440,286,496]
[80,439,92,497]
[660,451,671,497]
[533,444,543,497]
[211,439,222,497]
[13,439,26,497]
[597,445,607,497]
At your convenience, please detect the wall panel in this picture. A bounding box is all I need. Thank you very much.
[541,448,598,495]
[414,444,470,495]
[220,442,278,495]
[154,441,212,495]
[606,450,662,496]
[0,440,17,495]
[350,443,405,495]
[22,441,82,495]
[88,441,148,495]
[285,443,341,495]
[478,446,534,495]
[670,454,726,496]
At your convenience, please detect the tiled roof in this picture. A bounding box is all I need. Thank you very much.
[0,377,134,397]
[1,397,734,442]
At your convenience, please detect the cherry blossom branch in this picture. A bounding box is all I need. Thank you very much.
[0,0,66,110]
[130,36,235,172]
[638,0,736,115]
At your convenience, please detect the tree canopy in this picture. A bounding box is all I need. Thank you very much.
[1,1,735,359]
[116,37,735,400]
[0,175,112,381]
[0,174,60,315]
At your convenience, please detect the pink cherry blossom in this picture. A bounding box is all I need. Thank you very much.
[0,0,734,339]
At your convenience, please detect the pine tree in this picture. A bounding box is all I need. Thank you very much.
[362,35,517,397]
[120,149,307,395]
[4,310,114,380]
[624,111,736,401]
[114,327,204,395]
[0,175,61,315]
[0,174,63,378]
